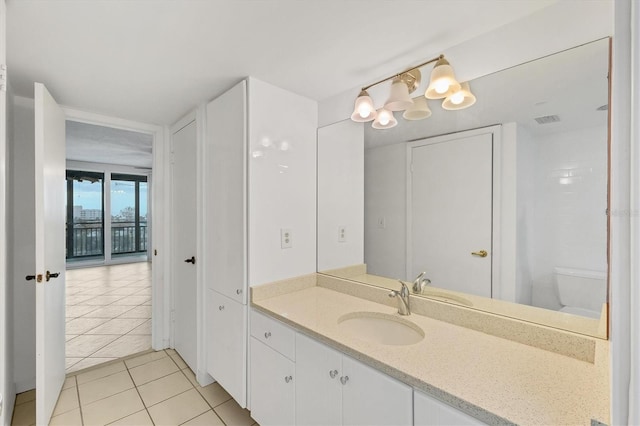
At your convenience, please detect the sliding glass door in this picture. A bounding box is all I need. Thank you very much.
[66,170,149,263]
[66,170,105,261]
[110,174,148,257]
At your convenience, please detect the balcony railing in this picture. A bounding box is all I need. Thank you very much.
[66,222,148,259]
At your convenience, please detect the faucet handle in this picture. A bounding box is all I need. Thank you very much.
[398,280,410,296]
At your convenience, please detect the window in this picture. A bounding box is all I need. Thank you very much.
[110,174,148,256]
[66,170,105,260]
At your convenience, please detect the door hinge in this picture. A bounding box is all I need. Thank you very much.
[0,65,7,93]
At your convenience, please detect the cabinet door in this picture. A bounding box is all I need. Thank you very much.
[295,333,342,425]
[341,356,412,426]
[207,289,247,407]
[414,390,485,425]
[205,80,247,304]
[250,338,295,426]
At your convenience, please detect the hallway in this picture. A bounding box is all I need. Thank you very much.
[66,262,152,373]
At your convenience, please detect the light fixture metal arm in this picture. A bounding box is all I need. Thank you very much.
[361,54,445,91]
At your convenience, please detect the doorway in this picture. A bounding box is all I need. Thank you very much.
[64,120,156,373]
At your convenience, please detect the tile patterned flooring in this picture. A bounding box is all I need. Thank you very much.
[66,262,152,373]
[11,349,258,426]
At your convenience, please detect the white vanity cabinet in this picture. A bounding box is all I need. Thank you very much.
[250,338,295,426]
[249,310,296,426]
[206,289,247,407]
[414,390,485,425]
[295,332,413,426]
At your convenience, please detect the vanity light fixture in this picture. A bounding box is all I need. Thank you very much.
[350,54,475,129]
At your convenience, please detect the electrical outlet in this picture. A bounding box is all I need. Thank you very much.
[377,217,386,229]
[281,228,293,249]
[338,226,347,243]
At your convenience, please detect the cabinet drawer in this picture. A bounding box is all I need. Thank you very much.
[250,309,295,360]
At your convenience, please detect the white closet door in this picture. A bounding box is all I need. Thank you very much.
[205,81,246,304]
[172,119,198,372]
[34,82,66,425]
[409,132,493,297]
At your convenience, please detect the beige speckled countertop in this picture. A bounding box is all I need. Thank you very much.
[251,275,610,425]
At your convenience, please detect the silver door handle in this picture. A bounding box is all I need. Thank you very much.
[264,332,271,339]
[284,375,293,383]
[236,289,242,295]
[329,370,338,379]
[218,305,224,311]
[340,375,349,385]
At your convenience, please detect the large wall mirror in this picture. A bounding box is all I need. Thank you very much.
[317,38,610,339]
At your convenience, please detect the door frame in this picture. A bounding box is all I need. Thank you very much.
[0,0,8,423]
[62,106,169,350]
[405,125,503,299]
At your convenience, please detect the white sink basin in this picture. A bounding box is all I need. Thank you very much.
[337,312,425,346]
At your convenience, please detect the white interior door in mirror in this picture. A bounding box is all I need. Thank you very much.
[34,82,66,425]
[408,132,492,297]
[172,119,198,372]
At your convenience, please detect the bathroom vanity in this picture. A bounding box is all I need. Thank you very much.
[249,273,610,425]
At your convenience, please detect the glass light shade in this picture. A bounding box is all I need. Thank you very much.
[372,108,398,129]
[442,81,476,110]
[403,96,432,120]
[384,77,414,111]
[350,90,377,122]
[425,58,461,99]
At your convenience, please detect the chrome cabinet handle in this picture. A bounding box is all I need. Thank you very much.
[264,332,271,339]
[236,289,242,295]
[284,375,293,383]
[218,305,225,311]
[329,370,338,379]
[471,250,488,258]
[340,375,349,385]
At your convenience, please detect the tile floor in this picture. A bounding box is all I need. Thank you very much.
[11,349,258,426]
[66,262,152,373]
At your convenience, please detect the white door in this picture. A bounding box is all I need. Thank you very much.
[409,132,493,297]
[172,119,198,372]
[34,83,66,425]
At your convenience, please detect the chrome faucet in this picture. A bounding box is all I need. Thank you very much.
[412,271,432,294]
[389,281,411,315]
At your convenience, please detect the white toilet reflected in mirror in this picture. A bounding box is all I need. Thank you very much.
[555,267,606,319]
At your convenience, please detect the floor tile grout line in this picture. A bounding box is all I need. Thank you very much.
[72,376,86,426]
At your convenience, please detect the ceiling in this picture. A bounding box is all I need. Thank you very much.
[7,0,557,126]
[66,121,153,168]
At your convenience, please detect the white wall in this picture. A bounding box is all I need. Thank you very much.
[247,78,318,286]
[363,142,407,279]
[8,95,36,393]
[515,125,535,306]
[317,120,364,271]
[529,126,608,310]
[318,1,613,127]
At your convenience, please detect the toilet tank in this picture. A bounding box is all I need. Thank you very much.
[555,267,607,312]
